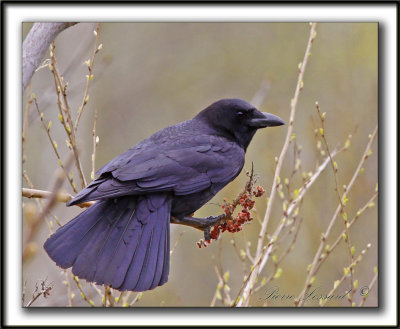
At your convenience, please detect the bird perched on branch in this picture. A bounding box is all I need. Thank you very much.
[44,98,284,291]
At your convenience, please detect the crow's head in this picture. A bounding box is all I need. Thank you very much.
[195,98,285,150]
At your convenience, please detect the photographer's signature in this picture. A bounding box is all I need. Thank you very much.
[259,285,369,304]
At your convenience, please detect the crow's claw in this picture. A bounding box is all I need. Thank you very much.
[203,227,211,241]
[170,214,226,232]
[205,214,225,227]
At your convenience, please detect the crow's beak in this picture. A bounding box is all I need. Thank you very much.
[248,112,285,128]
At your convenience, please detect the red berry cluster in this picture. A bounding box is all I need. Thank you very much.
[197,185,266,248]
[254,185,266,197]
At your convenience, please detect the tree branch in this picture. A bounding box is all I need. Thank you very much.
[295,125,378,306]
[256,22,317,259]
[22,187,94,209]
[22,22,78,91]
[233,148,337,306]
[234,23,318,307]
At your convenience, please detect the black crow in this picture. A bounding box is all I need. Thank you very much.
[44,98,284,291]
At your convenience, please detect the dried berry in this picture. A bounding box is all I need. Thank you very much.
[197,172,265,247]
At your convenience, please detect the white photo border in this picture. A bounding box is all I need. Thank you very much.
[3,2,397,327]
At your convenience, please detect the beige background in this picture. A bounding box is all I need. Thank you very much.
[22,22,378,307]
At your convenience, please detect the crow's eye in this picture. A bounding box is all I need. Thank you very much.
[237,111,245,118]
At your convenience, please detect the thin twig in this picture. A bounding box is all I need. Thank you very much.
[236,24,318,306]
[315,102,355,304]
[319,243,372,307]
[104,286,114,307]
[63,271,73,307]
[22,171,59,244]
[230,237,248,275]
[253,217,304,294]
[32,96,78,193]
[128,292,143,307]
[90,282,104,300]
[91,109,99,180]
[265,147,339,263]
[359,269,378,307]
[242,230,255,264]
[313,191,378,275]
[72,275,95,307]
[23,171,45,213]
[234,148,338,307]
[25,279,54,307]
[212,264,232,306]
[22,187,95,208]
[115,291,125,306]
[256,23,318,259]
[23,157,73,262]
[49,41,87,188]
[296,126,377,306]
[75,23,102,130]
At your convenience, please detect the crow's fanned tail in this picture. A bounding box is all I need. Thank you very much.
[44,194,171,291]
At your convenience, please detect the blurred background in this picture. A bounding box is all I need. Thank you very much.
[22,22,378,307]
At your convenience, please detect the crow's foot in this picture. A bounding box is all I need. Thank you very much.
[171,214,226,240]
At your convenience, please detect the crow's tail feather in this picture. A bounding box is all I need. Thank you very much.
[44,194,171,291]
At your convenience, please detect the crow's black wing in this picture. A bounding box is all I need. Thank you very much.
[68,134,244,205]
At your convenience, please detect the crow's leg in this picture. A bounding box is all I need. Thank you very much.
[171,215,226,240]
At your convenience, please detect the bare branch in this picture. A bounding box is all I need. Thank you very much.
[359,268,378,307]
[22,22,77,91]
[32,96,78,193]
[104,286,114,307]
[75,23,102,130]
[128,292,143,307]
[296,126,378,306]
[22,187,94,208]
[256,22,317,259]
[315,102,355,304]
[72,275,95,307]
[91,109,99,180]
[24,279,54,307]
[313,191,378,276]
[234,149,336,307]
[319,243,372,307]
[252,216,304,294]
[49,42,87,188]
